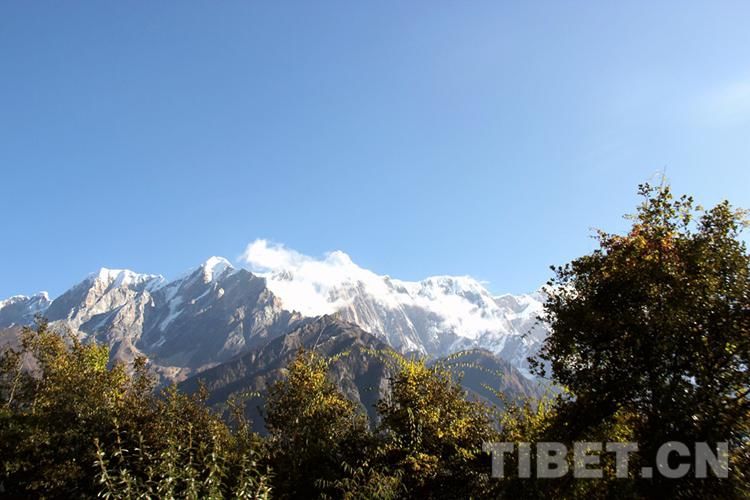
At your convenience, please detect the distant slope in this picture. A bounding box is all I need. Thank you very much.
[434,349,546,408]
[180,317,542,433]
[179,315,397,431]
[0,293,51,328]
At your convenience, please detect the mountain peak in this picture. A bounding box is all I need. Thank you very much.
[0,294,31,309]
[418,275,486,292]
[200,256,233,282]
[0,291,52,327]
[89,268,164,290]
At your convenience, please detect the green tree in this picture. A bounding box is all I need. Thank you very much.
[264,350,380,499]
[0,319,144,495]
[493,394,641,499]
[376,356,496,498]
[0,319,271,498]
[94,386,272,499]
[535,184,750,498]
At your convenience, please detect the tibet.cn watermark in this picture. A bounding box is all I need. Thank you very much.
[483,442,729,479]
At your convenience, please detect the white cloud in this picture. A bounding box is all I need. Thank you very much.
[241,239,398,315]
[239,239,538,343]
[242,239,311,275]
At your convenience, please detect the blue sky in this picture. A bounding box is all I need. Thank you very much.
[1,1,749,299]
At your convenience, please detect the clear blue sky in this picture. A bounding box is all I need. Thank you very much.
[2,1,749,299]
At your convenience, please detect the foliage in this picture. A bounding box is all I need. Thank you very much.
[264,349,395,499]
[376,356,496,498]
[93,386,272,499]
[0,319,143,496]
[0,319,271,498]
[535,183,750,498]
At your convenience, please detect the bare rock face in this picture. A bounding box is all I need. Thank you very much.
[44,268,163,330]
[141,265,299,377]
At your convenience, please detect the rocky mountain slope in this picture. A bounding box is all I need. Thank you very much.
[179,315,397,430]
[0,257,299,382]
[178,316,543,432]
[435,348,547,409]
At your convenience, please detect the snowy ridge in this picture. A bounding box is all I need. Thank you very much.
[0,292,52,328]
[1,255,298,383]
[242,239,547,375]
[0,292,49,310]
[201,256,233,282]
[89,268,165,291]
[242,239,537,340]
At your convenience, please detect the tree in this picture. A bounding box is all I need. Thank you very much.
[535,184,750,498]
[264,350,377,498]
[94,385,272,499]
[0,318,143,495]
[0,319,271,498]
[376,356,496,498]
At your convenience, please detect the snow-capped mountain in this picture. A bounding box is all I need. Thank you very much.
[0,292,52,328]
[0,257,299,381]
[43,267,165,331]
[0,244,548,380]
[243,240,547,377]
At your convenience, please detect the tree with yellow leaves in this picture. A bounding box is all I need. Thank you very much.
[376,356,496,498]
[536,184,750,498]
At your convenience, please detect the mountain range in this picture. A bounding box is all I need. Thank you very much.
[0,246,549,423]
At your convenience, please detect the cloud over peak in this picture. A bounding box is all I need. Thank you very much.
[241,239,394,315]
